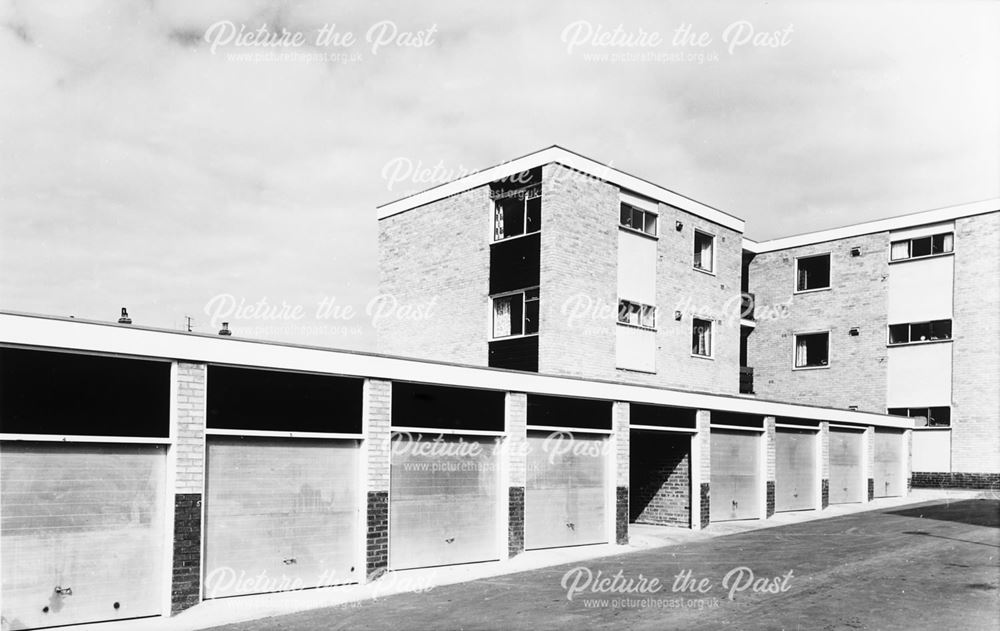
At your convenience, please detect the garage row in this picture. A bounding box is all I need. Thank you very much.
[0,347,911,630]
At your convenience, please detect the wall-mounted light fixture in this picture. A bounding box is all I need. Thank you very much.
[849,327,860,336]
[675,221,683,231]
[219,322,232,336]
[674,310,682,321]
[117,307,132,325]
[850,247,861,257]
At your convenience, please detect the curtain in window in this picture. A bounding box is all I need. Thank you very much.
[795,337,808,366]
[693,321,711,355]
[890,241,909,260]
[494,202,505,240]
[493,296,512,337]
[941,233,954,252]
[700,238,713,271]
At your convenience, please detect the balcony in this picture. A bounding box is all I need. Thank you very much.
[739,366,754,394]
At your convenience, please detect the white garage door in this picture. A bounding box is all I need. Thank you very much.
[1,442,166,630]
[874,430,905,498]
[204,437,360,598]
[525,432,607,550]
[829,429,865,504]
[710,429,762,521]
[389,434,499,570]
[775,429,818,512]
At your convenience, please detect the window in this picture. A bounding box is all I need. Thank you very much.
[618,299,656,329]
[493,185,540,241]
[890,232,953,261]
[794,331,829,368]
[492,288,539,338]
[692,318,712,357]
[887,406,951,427]
[888,319,952,345]
[796,254,831,292]
[620,203,657,236]
[693,230,715,273]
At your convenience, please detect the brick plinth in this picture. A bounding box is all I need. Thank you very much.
[615,487,629,545]
[699,483,710,528]
[508,486,525,557]
[366,491,389,579]
[766,481,776,517]
[867,478,875,501]
[911,472,1000,489]
[821,479,830,508]
[171,493,202,613]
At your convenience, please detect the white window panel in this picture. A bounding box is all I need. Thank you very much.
[389,435,499,570]
[886,344,953,408]
[525,432,608,550]
[1,443,166,629]
[828,429,865,504]
[775,429,818,512]
[888,255,954,322]
[874,430,905,498]
[618,230,657,305]
[710,430,762,521]
[204,438,361,598]
[615,325,656,372]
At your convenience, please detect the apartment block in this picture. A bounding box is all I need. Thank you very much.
[377,146,999,486]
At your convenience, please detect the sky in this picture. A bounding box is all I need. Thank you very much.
[1,0,997,350]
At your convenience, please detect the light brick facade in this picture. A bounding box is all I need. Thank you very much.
[747,232,890,412]
[951,212,1000,473]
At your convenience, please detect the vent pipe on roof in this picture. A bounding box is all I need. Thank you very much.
[118,307,132,324]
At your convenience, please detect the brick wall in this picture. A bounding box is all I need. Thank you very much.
[538,163,743,393]
[820,422,830,508]
[748,233,890,411]
[911,472,1000,489]
[613,401,630,544]
[765,416,776,517]
[376,187,491,364]
[507,393,527,557]
[696,410,711,528]
[172,362,206,613]
[629,433,690,526]
[951,212,1000,473]
[365,379,391,578]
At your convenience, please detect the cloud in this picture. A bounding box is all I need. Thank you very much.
[0,0,997,349]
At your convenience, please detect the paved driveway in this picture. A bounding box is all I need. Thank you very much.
[207,499,1000,631]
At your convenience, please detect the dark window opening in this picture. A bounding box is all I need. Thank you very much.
[888,319,952,345]
[794,332,829,368]
[888,406,951,427]
[493,288,539,338]
[890,232,953,261]
[0,347,170,437]
[208,365,362,433]
[694,230,715,272]
[493,182,541,241]
[392,382,505,431]
[630,404,697,429]
[620,203,657,236]
[796,254,831,291]
[692,318,712,356]
[527,394,612,430]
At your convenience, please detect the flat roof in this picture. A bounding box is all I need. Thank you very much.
[376,145,746,233]
[744,198,1000,254]
[0,310,911,429]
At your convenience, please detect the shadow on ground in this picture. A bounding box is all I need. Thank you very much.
[887,499,1000,528]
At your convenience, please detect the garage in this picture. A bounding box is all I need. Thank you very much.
[775,426,819,512]
[524,395,612,549]
[874,429,905,498]
[0,348,171,630]
[628,404,696,528]
[525,431,607,549]
[388,383,505,570]
[203,438,361,598]
[710,422,763,521]
[829,427,865,504]
[202,366,364,598]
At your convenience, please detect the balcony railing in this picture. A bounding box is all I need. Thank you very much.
[739,366,754,394]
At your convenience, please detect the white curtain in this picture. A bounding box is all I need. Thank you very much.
[890,241,909,260]
[693,320,711,355]
[493,296,512,337]
[493,202,505,240]
[795,337,808,366]
[941,233,954,252]
[700,237,714,271]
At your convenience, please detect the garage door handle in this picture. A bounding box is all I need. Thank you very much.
[566,522,575,531]
[282,558,297,565]
[54,586,73,596]
[445,537,455,544]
